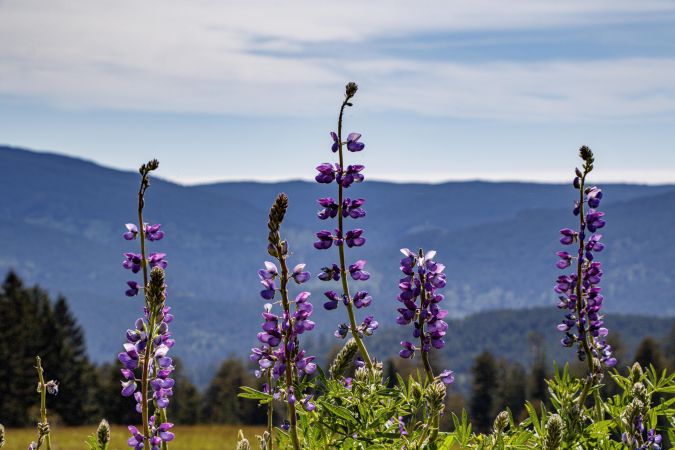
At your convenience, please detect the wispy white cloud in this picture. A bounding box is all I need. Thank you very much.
[1,0,674,120]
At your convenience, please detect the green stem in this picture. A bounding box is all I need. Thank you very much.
[35,357,52,450]
[575,174,596,409]
[277,253,301,450]
[267,371,274,450]
[336,99,373,371]
[136,171,154,445]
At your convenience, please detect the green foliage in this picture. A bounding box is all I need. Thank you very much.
[0,272,100,426]
[238,361,674,449]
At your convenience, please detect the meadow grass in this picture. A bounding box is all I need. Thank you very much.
[3,424,266,450]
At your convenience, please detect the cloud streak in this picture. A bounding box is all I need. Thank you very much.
[1,0,674,120]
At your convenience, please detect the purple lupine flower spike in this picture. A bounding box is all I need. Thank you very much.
[555,147,615,374]
[120,159,176,448]
[313,82,376,371]
[396,248,454,383]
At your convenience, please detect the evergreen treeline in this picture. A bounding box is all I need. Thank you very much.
[1,272,672,428]
[0,273,266,427]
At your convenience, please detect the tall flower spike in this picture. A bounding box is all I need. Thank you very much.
[119,159,176,449]
[251,193,315,450]
[555,147,614,408]
[314,82,375,371]
[395,248,454,385]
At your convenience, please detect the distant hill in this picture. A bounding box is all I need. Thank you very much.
[1,145,674,384]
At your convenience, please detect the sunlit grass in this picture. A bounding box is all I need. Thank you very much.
[3,424,266,450]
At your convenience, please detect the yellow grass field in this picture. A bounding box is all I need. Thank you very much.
[2,424,266,450]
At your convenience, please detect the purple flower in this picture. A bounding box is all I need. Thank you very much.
[330,131,339,153]
[148,252,167,269]
[315,163,336,184]
[556,251,572,269]
[291,264,311,284]
[559,228,577,245]
[125,281,141,297]
[438,369,455,385]
[323,291,340,310]
[586,186,602,208]
[127,426,144,450]
[337,164,365,188]
[585,234,604,260]
[144,223,164,241]
[397,417,408,436]
[353,290,372,308]
[258,261,279,280]
[260,279,276,300]
[317,197,339,220]
[122,253,143,273]
[301,395,316,412]
[342,198,366,219]
[314,230,334,250]
[334,323,349,339]
[345,229,365,248]
[123,223,139,240]
[346,133,365,152]
[349,260,370,281]
[399,341,415,359]
[586,210,606,232]
[361,315,378,335]
[318,264,340,281]
[121,379,137,397]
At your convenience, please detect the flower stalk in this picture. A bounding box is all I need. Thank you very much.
[35,356,54,450]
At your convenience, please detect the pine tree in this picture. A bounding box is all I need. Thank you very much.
[527,332,549,410]
[202,358,265,424]
[634,337,666,373]
[52,296,101,425]
[493,360,526,420]
[0,272,60,426]
[171,357,202,425]
[469,351,498,433]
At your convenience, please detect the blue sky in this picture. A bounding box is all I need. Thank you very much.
[1,1,674,184]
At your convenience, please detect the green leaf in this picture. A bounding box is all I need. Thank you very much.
[321,402,359,424]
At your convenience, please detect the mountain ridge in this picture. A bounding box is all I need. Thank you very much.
[1,145,673,384]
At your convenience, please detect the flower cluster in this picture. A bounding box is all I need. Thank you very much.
[251,291,317,382]
[122,223,166,296]
[554,147,616,369]
[117,159,176,449]
[396,249,454,384]
[314,82,377,353]
[127,419,174,450]
[250,194,317,449]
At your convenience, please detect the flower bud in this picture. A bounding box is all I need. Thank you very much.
[493,411,509,434]
[345,82,358,99]
[147,267,166,308]
[630,362,644,382]
[543,414,563,450]
[354,366,369,383]
[97,419,110,445]
[425,380,447,414]
[236,430,251,450]
[329,338,358,379]
[45,380,59,396]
